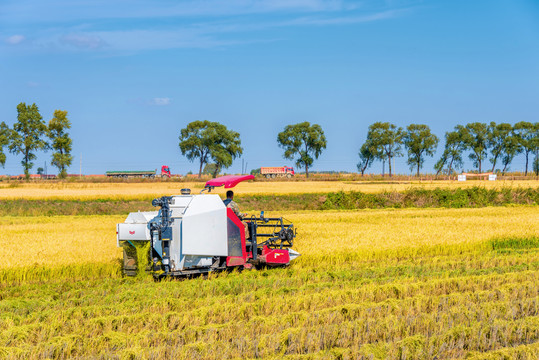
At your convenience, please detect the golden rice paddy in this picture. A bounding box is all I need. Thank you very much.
[0,179,537,200]
[1,183,538,359]
[1,207,536,269]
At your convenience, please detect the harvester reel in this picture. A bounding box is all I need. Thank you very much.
[279,228,294,241]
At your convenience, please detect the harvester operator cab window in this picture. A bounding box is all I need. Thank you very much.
[223,190,245,219]
[224,190,250,239]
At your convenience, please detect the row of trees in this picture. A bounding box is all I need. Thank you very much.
[3,106,536,179]
[0,103,73,178]
[179,120,539,178]
[435,122,538,175]
[358,121,539,176]
[179,121,327,178]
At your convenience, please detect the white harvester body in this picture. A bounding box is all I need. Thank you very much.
[117,194,228,272]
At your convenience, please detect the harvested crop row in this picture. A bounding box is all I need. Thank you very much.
[1,250,538,359]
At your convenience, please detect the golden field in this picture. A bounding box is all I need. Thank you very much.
[0,179,538,200]
[1,183,538,359]
[1,207,537,269]
[1,205,539,359]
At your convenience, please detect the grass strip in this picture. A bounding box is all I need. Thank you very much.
[0,186,537,216]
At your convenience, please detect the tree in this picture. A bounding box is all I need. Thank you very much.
[250,168,261,175]
[514,121,536,175]
[367,122,403,177]
[179,120,243,178]
[499,130,522,174]
[534,122,539,176]
[9,102,48,179]
[357,141,376,176]
[487,122,512,172]
[434,129,465,175]
[403,124,439,176]
[202,163,219,177]
[210,137,243,178]
[458,122,489,173]
[357,133,380,176]
[37,167,44,175]
[48,110,73,178]
[277,122,327,178]
[0,122,9,168]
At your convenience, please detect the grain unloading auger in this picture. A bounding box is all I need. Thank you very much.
[117,175,300,278]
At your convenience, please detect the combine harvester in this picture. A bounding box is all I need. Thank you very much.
[117,175,299,278]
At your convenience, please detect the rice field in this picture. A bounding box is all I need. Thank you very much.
[0,179,538,200]
[1,207,537,269]
[1,204,538,359]
[1,181,538,359]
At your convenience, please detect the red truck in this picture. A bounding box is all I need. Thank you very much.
[260,166,295,179]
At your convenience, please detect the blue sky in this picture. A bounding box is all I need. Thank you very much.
[1,0,538,175]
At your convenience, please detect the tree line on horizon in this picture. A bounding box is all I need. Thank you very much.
[2,102,538,179]
[179,120,539,178]
[358,121,539,177]
[0,103,73,179]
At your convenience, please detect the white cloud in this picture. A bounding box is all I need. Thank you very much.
[1,1,412,53]
[60,33,106,49]
[149,97,171,106]
[39,8,404,53]
[1,0,346,22]
[6,34,25,44]
[286,9,407,26]
[89,29,233,51]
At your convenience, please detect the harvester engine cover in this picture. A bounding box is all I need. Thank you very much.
[117,175,299,277]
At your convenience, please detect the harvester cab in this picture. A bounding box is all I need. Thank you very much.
[117,175,299,278]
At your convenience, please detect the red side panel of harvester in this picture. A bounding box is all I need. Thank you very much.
[260,247,290,266]
[226,208,248,267]
[225,208,296,268]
